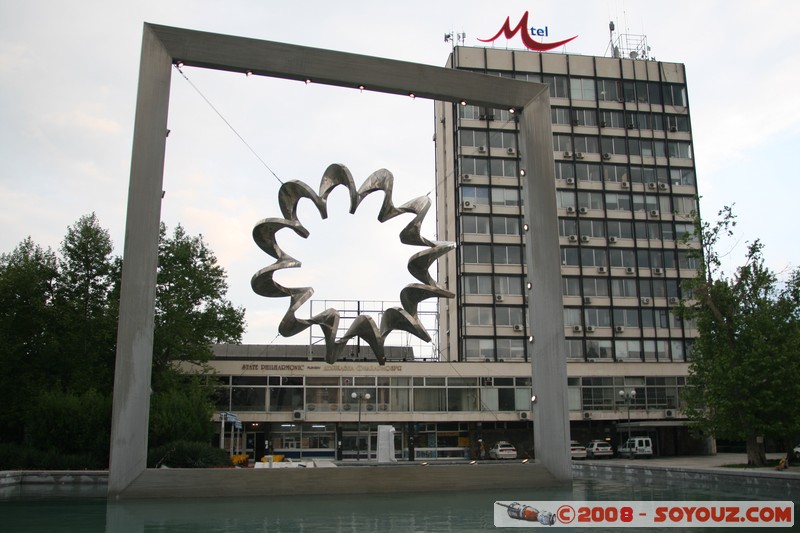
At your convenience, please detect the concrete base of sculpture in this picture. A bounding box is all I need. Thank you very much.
[112,462,566,500]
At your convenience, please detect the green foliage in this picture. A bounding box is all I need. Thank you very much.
[678,206,800,465]
[0,214,246,469]
[147,440,232,468]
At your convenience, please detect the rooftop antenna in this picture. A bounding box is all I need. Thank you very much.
[606,18,653,60]
[444,30,466,50]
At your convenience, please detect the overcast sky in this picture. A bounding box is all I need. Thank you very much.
[1,1,798,345]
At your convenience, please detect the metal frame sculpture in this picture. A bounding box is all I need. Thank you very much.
[251,163,454,365]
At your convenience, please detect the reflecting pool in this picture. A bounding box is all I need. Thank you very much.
[1,476,795,532]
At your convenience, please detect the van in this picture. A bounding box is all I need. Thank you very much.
[617,436,653,458]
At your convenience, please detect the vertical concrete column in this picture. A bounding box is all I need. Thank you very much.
[519,93,572,482]
[108,25,172,498]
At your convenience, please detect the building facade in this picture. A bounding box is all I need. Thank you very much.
[205,45,706,463]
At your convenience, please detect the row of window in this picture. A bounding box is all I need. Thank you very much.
[559,218,697,242]
[553,107,690,131]
[553,134,693,159]
[563,276,690,299]
[561,247,698,270]
[575,376,686,411]
[563,307,694,329]
[462,274,524,295]
[556,190,698,218]
[556,163,696,187]
[464,306,526,327]
[462,336,694,362]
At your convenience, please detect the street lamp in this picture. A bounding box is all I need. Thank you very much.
[351,391,371,461]
[619,389,636,443]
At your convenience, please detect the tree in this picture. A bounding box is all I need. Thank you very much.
[679,207,800,466]
[0,238,59,442]
[153,223,245,385]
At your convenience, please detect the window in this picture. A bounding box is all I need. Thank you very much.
[461,215,490,234]
[600,110,624,129]
[613,308,640,327]
[607,220,633,239]
[566,339,584,359]
[572,108,598,126]
[663,84,687,107]
[543,75,569,98]
[668,141,693,159]
[673,195,697,216]
[586,339,613,359]
[670,168,696,186]
[559,217,578,236]
[584,308,611,327]
[463,274,492,295]
[496,338,525,361]
[555,161,575,180]
[609,248,636,268]
[460,185,490,205]
[553,134,572,152]
[678,250,700,270]
[494,244,522,264]
[580,218,606,237]
[605,192,631,211]
[575,163,601,182]
[462,244,492,264]
[460,157,488,176]
[603,164,630,183]
[459,129,487,147]
[552,107,571,125]
[601,136,627,155]
[458,104,481,120]
[675,223,696,241]
[562,277,581,296]
[495,275,523,295]
[464,306,493,326]
[582,277,609,296]
[488,130,517,149]
[597,79,621,102]
[492,215,521,235]
[578,191,604,210]
[490,159,519,177]
[561,246,580,266]
[581,247,608,267]
[570,78,596,101]
[557,190,576,209]
[491,187,521,206]
[495,306,524,326]
[665,114,690,132]
[563,308,582,326]
[611,278,637,298]
[573,135,599,154]
[661,222,675,241]
[615,340,642,361]
[464,338,494,361]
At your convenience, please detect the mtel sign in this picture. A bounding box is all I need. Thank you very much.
[479,11,577,51]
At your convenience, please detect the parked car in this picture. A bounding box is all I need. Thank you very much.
[489,441,517,460]
[617,436,653,459]
[570,440,587,460]
[794,444,800,461]
[586,440,614,459]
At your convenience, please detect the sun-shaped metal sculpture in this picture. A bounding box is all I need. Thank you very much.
[251,163,455,365]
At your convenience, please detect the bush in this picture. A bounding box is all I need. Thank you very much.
[147,440,232,468]
[0,442,105,470]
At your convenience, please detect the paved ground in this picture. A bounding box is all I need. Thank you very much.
[580,452,799,474]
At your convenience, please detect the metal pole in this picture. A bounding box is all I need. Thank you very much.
[357,398,362,461]
[219,413,225,449]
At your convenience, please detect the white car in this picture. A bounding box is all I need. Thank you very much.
[618,437,653,459]
[489,441,517,460]
[586,440,614,459]
[570,440,587,460]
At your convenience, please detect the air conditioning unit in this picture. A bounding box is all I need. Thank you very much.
[583,411,592,419]
[665,409,675,418]
[306,403,316,411]
[648,182,657,189]
[566,206,576,214]
[649,210,660,217]
[584,296,593,305]
[620,181,630,189]
[568,234,578,242]
[507,147,516,155]
[625,267,636,275]
[609,236,618,244]
[293,409,305,421]
[669,297,680,305]
[513,324,524,332]
[566,177,575,185]
[463,200,475,209]
[495,294,504,302]
[653,267,664,275]
[519,411,531,420]
[462,173,471,181]
[581,235,591,243]
[658,183,668,190]
[615,325,625,333]
[586,325,596,333]
[575,152,584,159]
[478,145,487,153]
[563,151,572,158]
[641,297,651,305]
[602,153,611,160]
[572,325,583,333]
[597,266,608,274]
[579,207,589,215]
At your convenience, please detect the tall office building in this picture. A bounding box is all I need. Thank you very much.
[434,45,702,450]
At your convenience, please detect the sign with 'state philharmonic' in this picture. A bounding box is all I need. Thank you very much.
[479,11,577,51]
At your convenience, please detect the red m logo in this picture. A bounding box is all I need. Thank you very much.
[479,12,577,51]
